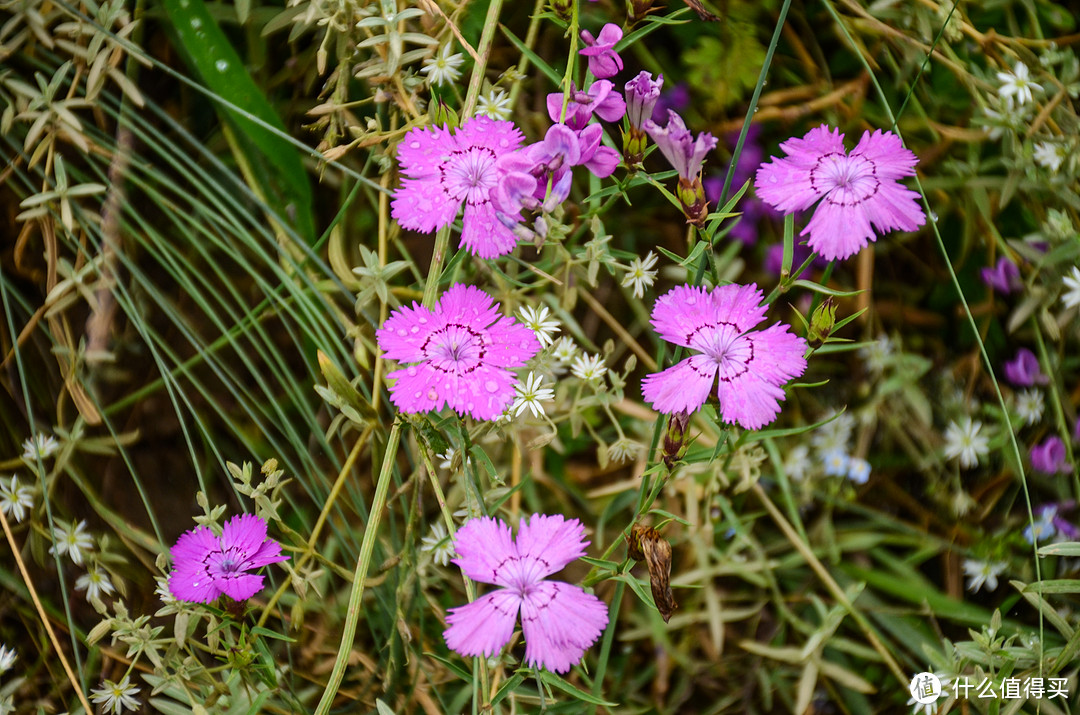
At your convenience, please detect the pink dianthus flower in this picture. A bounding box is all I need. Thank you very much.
[168,514,287,604]
[443,514,608,674]
[641,283,808,429]
[754,125,926,261]
[391,117,524,258]
[376,284,540,420]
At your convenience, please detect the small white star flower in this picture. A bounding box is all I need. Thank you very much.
[943,417,990,469]
[420,44,464,87]
[76,567,116,602]
[847,456,871,485]
[22,433,59,462]
[90,675,141,714]
[420,522,455,566]
[1033,141,1065,172]
[997,62,1041,107]
[0,476,34,523]
[0,645,15,674]
[1015,389,1045,426]
[1061,265,1080,310]
[570,353,607,381]
[821,449,850,477]
[517,304,560,347]
[962,559,1006,593]
[49,519,93,566]
[783,444,812,481]
[436,447,471,471]
[476,87,513,120]
[511,372,554,418]
[621,251,659,299]
[550,336,578,364]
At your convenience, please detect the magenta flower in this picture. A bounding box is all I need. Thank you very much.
[580,24,623,79]
[168,514,287,604]
[754,125,926,261]
[981,256,1021,294]
[443,514,608,674]
[376,284,540,420]
[1031,436,1069,474]
[391,117,524,258]
[641,284,807,429]
[1004,348,1047,387]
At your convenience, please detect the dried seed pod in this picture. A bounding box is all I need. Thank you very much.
[627,524,677,622]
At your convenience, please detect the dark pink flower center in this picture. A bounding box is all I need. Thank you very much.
[422,323,488,374]
[442,147,498,205]
[810,152,880,207]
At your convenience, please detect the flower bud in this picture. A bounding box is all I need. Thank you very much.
[662,410,692,468]
[807,297,837,348]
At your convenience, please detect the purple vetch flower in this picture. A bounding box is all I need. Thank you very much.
[641,284,808,429]
[981,256,1022,294]
[376,284,540,420]
[391,117,524,258]
[580,24,623,79]
[443,514,609,674]
[547,81,626,131]
[1031,436,1070,474]
[754,125,926,261]
[168,514,288,604]
[1003,348,1048,387]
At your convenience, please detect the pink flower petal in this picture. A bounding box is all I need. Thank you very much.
[451,516,518,586]
[385,363,446,414]
[220,513,267,555]
[714,325,807,430]
[444,590,522,657]
[641,355,717,414]
[520,581,608,673]
[376,302,442,364]
[513,514,588,581]
[214,571,264,602]
[460,201,520,258]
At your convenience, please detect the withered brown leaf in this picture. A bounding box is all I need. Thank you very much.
[682,0,720,22]
[627,524,677,622]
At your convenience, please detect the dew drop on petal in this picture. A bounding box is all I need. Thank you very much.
[485,380,498,393]
[398,329,407,336]
[407,367,417,376]
[410,325,420,333]
[427,388,439,400]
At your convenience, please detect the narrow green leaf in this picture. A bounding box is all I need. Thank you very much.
[160,0,315,242]
[537,670,619,706]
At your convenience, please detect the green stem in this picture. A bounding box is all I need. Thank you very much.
[463,0,506,118]
[313,422,402,715]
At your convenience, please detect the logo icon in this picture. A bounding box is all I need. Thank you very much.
[909,672,943,704]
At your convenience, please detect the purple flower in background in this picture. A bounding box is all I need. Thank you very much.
[391,117,524,258]
[754,125,926,261]
[168,514,287,604]
[1031,436,1069,474]
[377,284,539,420]
[651,82,689,123]
[981,256,1021,294]
[443,514,609,674]
[547,81,625,131]
[580,24,623,79]
[1003,348,1048,387]
[1074,420,1080,443]
[1041,502,1080,540]
[641,283,808,429]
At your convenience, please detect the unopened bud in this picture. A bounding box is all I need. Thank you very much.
[807,297,837,348]
[676,176,710,226]
[622,127,648,167]
[428,98,460,130]
[662,410,692,469]
[626,0,659,24]
[549,0,572,20]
